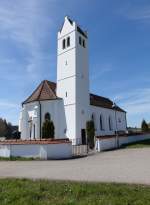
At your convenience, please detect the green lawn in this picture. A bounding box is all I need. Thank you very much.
[121,139,150,149]
[0,179,150,205]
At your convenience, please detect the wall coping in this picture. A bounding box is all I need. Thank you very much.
[96,133,150,140]
[0,139,71,145]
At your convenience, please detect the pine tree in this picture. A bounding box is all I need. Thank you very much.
[5,122,12,139]
[141,119,149,132]
[0,118,8,137]
[50,121,55,139]
[0,118,18,139]
[42,119,55,139]
[86,120,95,149]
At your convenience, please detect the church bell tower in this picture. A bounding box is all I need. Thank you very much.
[57,16,90,144]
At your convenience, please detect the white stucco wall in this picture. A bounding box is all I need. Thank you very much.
[96,134,150,152]
[40,100,67,139]
[95,137,116,152]
[20,101,40,140]
[116,111,127,131]
[0,145,10,157]
[0,142,72,159]
[46,143,72,159]
[75,31,90,141]
[57,17,90,144]
[20,99,67,140]
[90,105,127,136]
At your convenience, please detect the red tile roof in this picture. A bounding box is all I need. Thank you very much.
[23,80,58,104]
[23,80,126,113]
[90,93,126,112]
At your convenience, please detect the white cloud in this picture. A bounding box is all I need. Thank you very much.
[127,7,150,21]
[0,58,16,65]
[113,88,150,115]
[0,0,55,79]
[119,4,150,23]
[0,100,20,124]
[0,0,59,124]
[0,101,18,109]
[90,63,113,80]
[0,1,52,45]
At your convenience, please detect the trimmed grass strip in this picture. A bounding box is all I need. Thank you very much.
[0,179,150,205]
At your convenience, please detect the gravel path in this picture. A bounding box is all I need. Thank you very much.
[0,148,150,184]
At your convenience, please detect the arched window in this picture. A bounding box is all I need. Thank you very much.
[79,36,82,45]
[91,113,94,121]
[100,114,104,130]
[91,113,96,130]
[45,113,51,121]
[67,37,70,47]
[109,116,113,130]
[62,39,66,49]
[83,39,85,48]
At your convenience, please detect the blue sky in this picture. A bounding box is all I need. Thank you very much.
[0,0,150,127]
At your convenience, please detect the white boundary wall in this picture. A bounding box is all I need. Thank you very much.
[0,143,72,159]
[95,134,150,152]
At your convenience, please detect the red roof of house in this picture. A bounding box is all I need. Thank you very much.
[23,80,126,113]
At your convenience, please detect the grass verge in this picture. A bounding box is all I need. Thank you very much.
[121,139,150,149]
[0,156,38,161]
[0,179,150,205]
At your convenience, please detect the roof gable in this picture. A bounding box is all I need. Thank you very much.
[58,16,87,39]
[23,80,57,104]
[59,16,75,36]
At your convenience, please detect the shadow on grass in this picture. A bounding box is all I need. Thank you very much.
[0,156,39,161]
[0,155,88,161]
[120,139,150,149]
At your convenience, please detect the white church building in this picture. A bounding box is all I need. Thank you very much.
[19,16,127,145]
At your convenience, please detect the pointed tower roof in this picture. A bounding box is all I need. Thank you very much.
[23,80,58,104]
[66,16,73,25]
[59,16,87,38]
